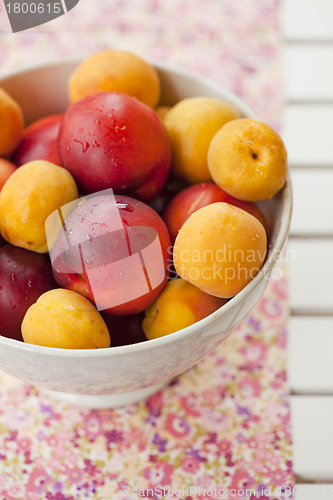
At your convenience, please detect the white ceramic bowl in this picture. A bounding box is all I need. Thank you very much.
[0,61,292,408]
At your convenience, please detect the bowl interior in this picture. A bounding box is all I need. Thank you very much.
[0,60,292,356]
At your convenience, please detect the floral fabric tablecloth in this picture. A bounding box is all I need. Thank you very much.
[0,1,293,499]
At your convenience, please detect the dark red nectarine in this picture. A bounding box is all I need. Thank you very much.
[0,245,58,341]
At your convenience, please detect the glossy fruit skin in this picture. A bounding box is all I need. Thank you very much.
[58,92,172,197]
[0,245,58,341]
[130,163,170,203]
[51,194,171,315]
[163,182,268,243]
[12,114,63,166]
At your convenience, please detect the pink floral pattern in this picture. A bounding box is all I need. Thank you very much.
[0,0,293,498]
[0,266,293,499]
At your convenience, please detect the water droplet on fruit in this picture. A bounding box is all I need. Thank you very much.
[25,296,29,302]
[92,141,100,148]
[94,119,101,125]
[117,203,134,213]
[27,280,34,288]
[90,220,107,227]
[10,273,16,282]
[74,139,90,153]
[65,146,70,153]
[12,304,16,309]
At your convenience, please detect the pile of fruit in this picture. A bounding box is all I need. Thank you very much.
[0,50,288,349]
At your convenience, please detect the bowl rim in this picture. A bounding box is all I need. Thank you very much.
[0,59,293,357]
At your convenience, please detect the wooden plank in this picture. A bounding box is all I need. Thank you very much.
[288,316,333,394]
[290,169,333,236]
[282,0,333,41]
[283,104,333,167]
[295,485,333,499]
[289,239,333,313]
[285,45,333,101]
[291,396,333,481]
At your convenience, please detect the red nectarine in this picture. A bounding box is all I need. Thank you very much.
[163,182,268,243]
[12,114,63,166]
[51,193,171,315]
[58,92,171,198]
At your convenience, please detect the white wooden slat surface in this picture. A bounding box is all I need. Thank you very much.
[284,105,333,167]
[281,0,333,41]
[289,239,333,313]
[282,0,333,492]
[288,317,333,394]
[290,169,333,236]
[291,396,333,482]
[285,45,333,101]
[295,485,333,499]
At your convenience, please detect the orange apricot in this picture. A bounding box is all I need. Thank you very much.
[0,87,24,157]
[68,49,160,108]
[142,278,227,339]
[208,118,288,201]
[173,202,267,299]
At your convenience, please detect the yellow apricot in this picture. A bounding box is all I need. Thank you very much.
[69,49,160,108]
[0,87,24,157]
[0,160,78,253]
[173,202,267,299]
[142,278,227,339]
[208,118,288,201]
[22,289,110,349]
[164,97,239,183]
